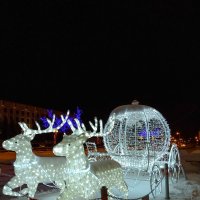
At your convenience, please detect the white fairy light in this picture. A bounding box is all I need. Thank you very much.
[103,100,171,173]
[53,116,128,200]
[2,112,70,199]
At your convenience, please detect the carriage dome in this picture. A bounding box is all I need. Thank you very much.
[103,100,171,171]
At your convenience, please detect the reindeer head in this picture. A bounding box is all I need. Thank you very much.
[53,134,86,157]
[2,134,30,152]
[2,111,70,152]
[53,114,115,157]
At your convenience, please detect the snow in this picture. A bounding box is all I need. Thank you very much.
[0,147,200,200]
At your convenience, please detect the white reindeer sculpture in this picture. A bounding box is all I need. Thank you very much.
[53,115,128,200]
[2,111,70,199]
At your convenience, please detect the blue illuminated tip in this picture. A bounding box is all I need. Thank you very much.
[40,107,83,133]
[138,128,161,138]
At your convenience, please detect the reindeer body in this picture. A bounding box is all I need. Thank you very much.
[2,133,67,198]
[53,127,128,200]
[61,161,126,200]
[2,112,70,199]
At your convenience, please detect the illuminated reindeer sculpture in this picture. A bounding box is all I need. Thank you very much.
[2,111,70,199]
[53,115,128,200]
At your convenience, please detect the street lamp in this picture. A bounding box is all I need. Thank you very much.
[176,132,181,145]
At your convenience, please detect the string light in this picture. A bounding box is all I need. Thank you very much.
[53,116,128,200]
[2,113,70,199]
[2,133,68,198]
[40,107,83,133]
[103,100,171,172]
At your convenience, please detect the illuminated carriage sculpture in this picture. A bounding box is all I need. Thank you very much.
[101,100,184,197]
[2,102,184,199]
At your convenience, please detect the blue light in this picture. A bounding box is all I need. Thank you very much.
[40,107,83,133]
[138,128,161,138]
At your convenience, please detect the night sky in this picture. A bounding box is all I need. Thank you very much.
[0,1,199,138]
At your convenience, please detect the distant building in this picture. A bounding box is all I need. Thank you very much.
[0,100,103,147]
[0,100,63,140]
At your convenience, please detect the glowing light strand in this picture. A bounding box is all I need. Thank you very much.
[53,115,128,200]
[40,107,83,133]
[2,113,70,199]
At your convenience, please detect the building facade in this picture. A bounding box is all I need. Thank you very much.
[0,100,104,148]
[0,100,62,140]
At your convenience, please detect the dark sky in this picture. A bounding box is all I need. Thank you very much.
[0,1,199,138]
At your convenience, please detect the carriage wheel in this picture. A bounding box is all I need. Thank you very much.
[169,163,180,183]
[150,164,163,198]
[168,144,181,183]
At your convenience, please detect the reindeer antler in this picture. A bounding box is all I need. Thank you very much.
[19,110,70,139]
[67,113,115,138]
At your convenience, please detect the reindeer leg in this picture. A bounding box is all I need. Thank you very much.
[3,176,25,197]
[56,188,75,200]
[54,180,66,194]
[26,182,38,199]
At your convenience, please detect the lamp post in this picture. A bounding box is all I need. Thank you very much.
[176,132,180,146]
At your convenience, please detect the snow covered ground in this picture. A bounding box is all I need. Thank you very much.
[0,147,200,200]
